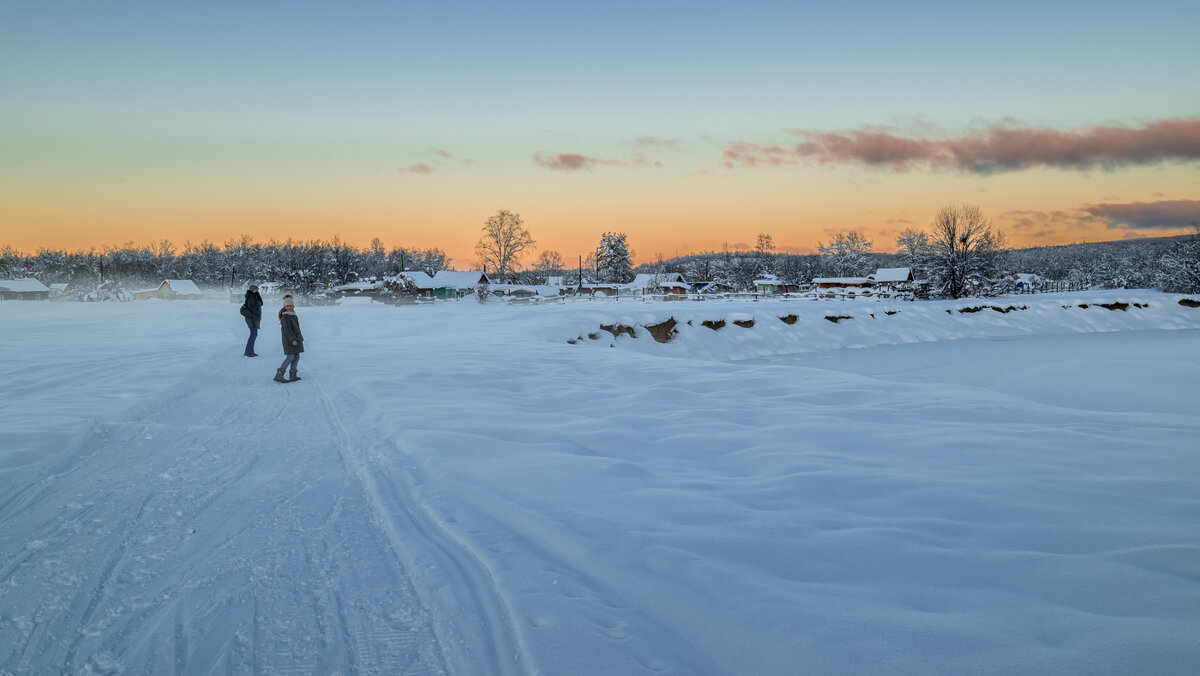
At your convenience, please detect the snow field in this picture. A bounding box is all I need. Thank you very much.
[1,293,1199,675]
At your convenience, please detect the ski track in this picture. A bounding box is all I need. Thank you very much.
[0,347,482,675]
[311,377,521,676]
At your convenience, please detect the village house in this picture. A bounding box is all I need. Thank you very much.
[132,280,203,300]
[573,282,623,297]
[628,272,690,299]
[754,275,804,294]
[0,278,51,301]
[393,270,492,300]
[332,279,385,298]
[869,268,914,295]
[811,276,874,299]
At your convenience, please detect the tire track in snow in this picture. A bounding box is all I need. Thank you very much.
[314,378,528,676]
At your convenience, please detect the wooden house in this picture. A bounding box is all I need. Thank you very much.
[0,278,51,301]
[132,280,203,300]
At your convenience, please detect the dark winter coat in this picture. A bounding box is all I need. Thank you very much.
[279,308,304,355]
[243,290,264,329]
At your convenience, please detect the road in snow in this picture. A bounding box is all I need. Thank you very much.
[2,293,1199,675]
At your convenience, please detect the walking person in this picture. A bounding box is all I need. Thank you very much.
[242,283,264,356]
[274,294,304,383]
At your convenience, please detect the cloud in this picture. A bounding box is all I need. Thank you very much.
[1083,199,1200,230]
[404,164,434,174]
[634,136,686,152]
[722,117,1200,173]
[999,209,1096,232]
[429,148,455,159]
[533,152,664,171]
[533,153,593,170]
[721,143,796,168]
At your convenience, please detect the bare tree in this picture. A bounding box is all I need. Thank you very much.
[927,203,1008,299]
[532,249,565,283]
[475,210,535,282]
[755,232,774,256]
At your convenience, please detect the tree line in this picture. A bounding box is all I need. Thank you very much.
[3,206,1197,299]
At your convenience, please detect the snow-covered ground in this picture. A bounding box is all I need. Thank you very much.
[2,292,1199,675]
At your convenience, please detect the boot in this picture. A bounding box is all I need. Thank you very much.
[274,368,288,383]
[288,370,302,382]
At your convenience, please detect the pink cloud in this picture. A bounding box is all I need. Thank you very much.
[534,153,593,170]
[723,117,1200,173]
[405,164,434,174]
[533,152,664,171]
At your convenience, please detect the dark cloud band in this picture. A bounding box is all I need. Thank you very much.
[723,118,1200,173]
[1084,200,1200,230]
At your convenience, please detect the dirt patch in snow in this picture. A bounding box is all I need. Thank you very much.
[601,323,636,338]
[958,305,1028,314]
[645,318,679,343]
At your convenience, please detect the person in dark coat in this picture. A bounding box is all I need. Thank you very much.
[242,283,264,356]
[274,294,304,383]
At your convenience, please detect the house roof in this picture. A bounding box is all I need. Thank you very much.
[872,267,912,283]
[393,271,436,289]
[754,275,781,285]
[164,280,202,295]
[0,278,50,293]
[629,272,688,288]
[429,270,492,289]
[392,270,492,290]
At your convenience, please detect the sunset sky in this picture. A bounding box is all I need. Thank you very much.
[2,0,1199,266]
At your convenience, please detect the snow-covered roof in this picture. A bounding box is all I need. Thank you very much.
[0,278,50,293]
[164,280,202,295]
[429,270,491,289]
[872,268,912,283]
[754,276,781,286]
[628,273,688,288]
[393,271,436,288]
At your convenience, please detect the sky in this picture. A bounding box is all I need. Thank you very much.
[2,0,1199,266]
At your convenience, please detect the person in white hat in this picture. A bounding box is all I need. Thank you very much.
[274,294,304,383]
